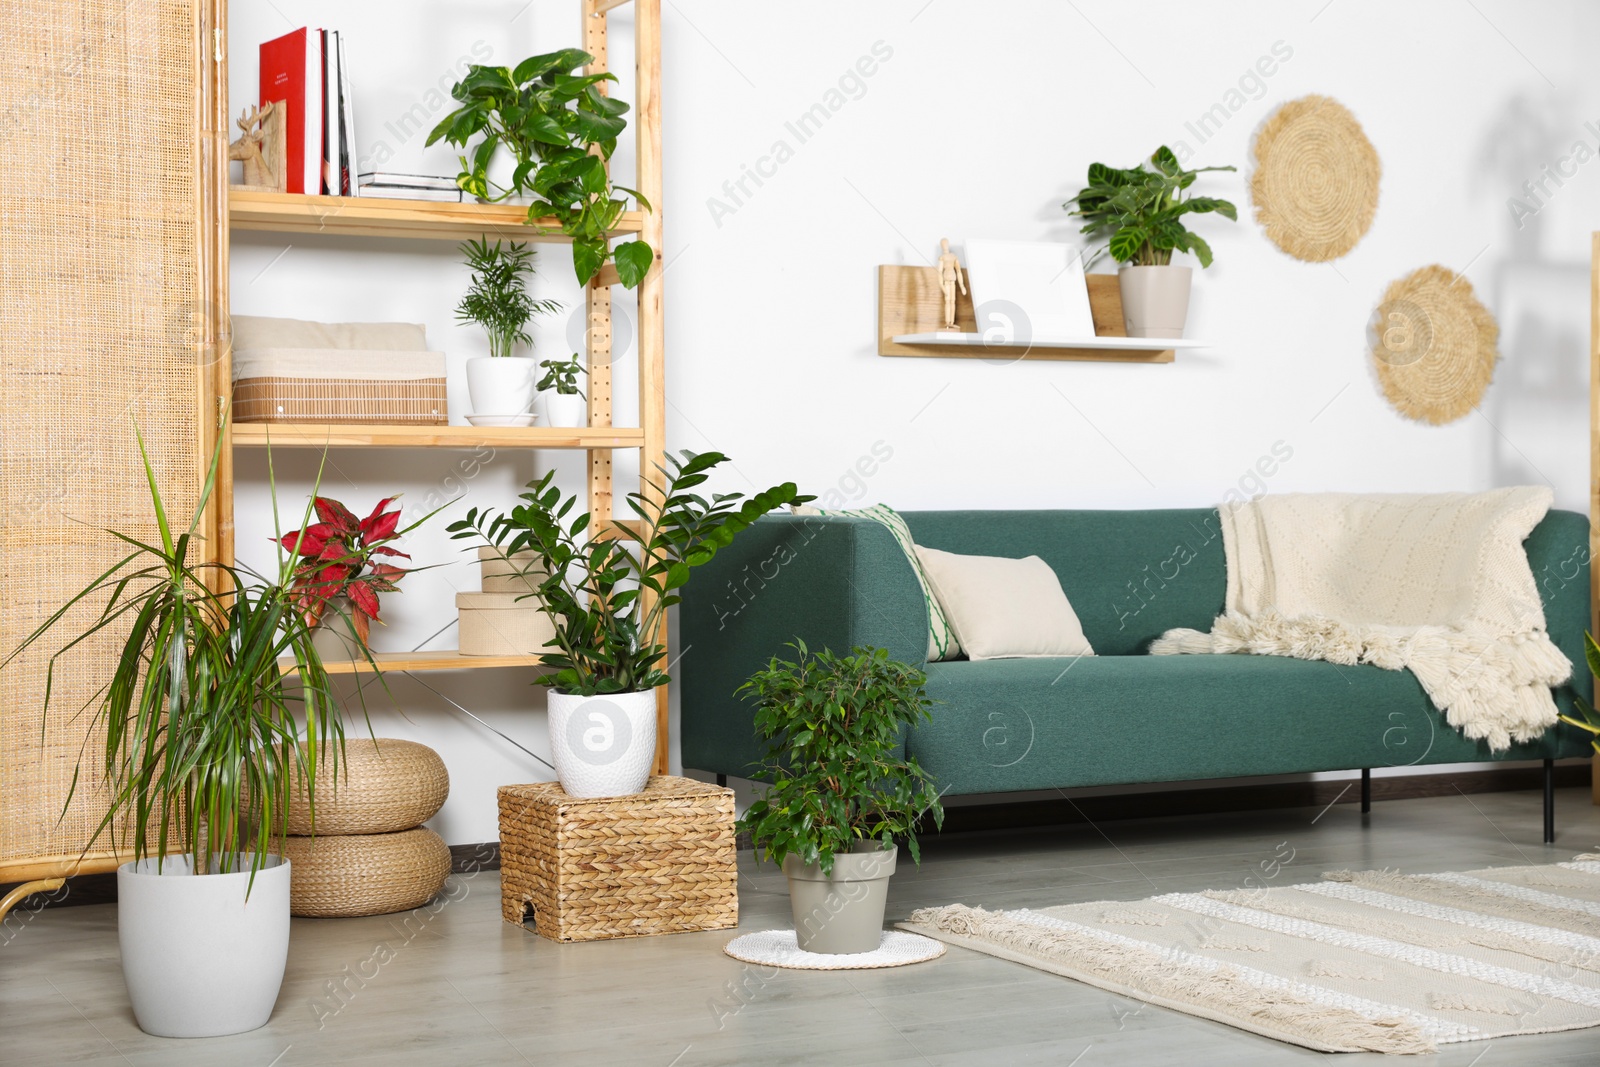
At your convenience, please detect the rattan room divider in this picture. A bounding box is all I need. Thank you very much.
[0,0,226,911]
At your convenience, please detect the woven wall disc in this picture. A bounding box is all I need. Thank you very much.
[1370,265,1499,425]
[284,738,449,836]
[1251,95,1380,261]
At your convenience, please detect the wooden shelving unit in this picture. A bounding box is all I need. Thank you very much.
[208,0,670,772]
[231,424,646,450]
[230,189,645,243]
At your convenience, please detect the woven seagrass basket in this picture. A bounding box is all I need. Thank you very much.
[282,828,451,918]
[285,738,448,836]
[499,776,738,942]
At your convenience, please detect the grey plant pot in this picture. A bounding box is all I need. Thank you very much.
[781,842,897,954]
[1118,265,1193,339]
[117,854,291,1037]
[311,596,364,662]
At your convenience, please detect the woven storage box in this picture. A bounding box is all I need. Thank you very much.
[231,315,446,424]
[499,776,738,942]
[282,827,451,917]
[457,592,555,655]
[284,738,449,835]
[477,546,544,595]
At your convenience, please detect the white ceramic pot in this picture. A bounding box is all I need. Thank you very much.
[1117,265,1193,339]
[466,357,537,418]
[117,853,291,1037]
[542,390,587,428]
[547,689,656,797]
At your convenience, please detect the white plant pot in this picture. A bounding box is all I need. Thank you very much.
[547,689,656,797]
[117,854,291,1038]
[466,357,537,418]
[1117,265,1193,339]
[542,390,587,428]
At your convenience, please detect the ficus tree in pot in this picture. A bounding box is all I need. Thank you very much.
[1063,145,1237,340]
[427,48,655,289]
[738,642,945,954]
[1,436,356,1038]
[447,451,811,797]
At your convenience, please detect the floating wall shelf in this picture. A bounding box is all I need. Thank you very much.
[878,265,1203,363]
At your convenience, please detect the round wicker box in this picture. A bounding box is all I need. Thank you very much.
[282,828,451,918]
[284,738,448,836]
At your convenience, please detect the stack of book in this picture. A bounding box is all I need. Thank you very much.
[259,27,356,196]
[356,173,465,202]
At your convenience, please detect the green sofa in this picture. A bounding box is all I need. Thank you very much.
[680,509,1594,842]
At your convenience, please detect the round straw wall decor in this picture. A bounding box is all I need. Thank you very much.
[1370,265,1499,425]
[1251,95,1380,261]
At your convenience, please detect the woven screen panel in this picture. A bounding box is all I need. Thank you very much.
[0,0,202,871]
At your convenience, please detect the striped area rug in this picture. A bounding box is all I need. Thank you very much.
[898,855,1600,1054]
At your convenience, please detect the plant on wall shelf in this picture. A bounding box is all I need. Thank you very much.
[537,353,585,398]
[455,238,562,359]
[426,48,655,289]
[1063,145,1237,268]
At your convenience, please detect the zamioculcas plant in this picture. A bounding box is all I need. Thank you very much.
[1064,145,1237,268]
[427,48,655,288]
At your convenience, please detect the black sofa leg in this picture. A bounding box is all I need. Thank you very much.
[1360,768,1371,814]
[1544,758,1555,845]
[716,773,727,788]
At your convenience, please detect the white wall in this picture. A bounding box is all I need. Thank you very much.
[229,0,1600,844]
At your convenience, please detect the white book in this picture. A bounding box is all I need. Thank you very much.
[321,29,340,195]
[355,185,463,202]
[337,31,356,195]
[357,172,459,190]
[302,30,322,196]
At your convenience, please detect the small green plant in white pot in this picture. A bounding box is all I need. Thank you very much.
[537,353,587,428]
[1064,145,1236,339]
[2,436,349,1038]
[738,643,944,954]
[456,237,562,422]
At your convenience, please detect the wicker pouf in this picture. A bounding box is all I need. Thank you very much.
[499,775,738,942]
[282,828,451,917]
[283,738,452,918]
[285,738,449,835]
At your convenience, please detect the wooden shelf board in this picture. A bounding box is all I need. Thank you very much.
[228,190,645,243]
[284,650,547,676]
[893,333,1207,350]
[230,424,645,449]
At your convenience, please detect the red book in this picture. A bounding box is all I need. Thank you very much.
[259,27,322,195]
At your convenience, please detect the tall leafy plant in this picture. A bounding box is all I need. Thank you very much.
[454,238,562,359]
[1,435,353,883]
[737,643,944,876]
[448,451,809,695]
[427,48,655,288]
[1064,145,1237,268]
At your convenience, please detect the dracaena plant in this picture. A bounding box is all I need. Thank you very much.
[426,48,655,289]
[279,495,424,646]
[737,642,944,876]
[455,237,563,359]
[536,353,585,397]
[447,451,811,695]
[0,433,356,883]
[1064,145,1237,268]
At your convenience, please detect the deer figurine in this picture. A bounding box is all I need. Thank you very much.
[228,102,281,190]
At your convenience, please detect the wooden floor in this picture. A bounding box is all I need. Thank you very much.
[3,788,1597,1065]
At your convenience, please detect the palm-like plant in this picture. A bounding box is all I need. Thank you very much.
[2,435,353,882]
[447,451,809,695]
[455,237,562,359]
[1064,145,1237,268]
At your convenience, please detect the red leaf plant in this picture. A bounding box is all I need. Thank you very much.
[279,495,412,646]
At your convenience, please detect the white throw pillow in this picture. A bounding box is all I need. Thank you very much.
[913,547,1095,660]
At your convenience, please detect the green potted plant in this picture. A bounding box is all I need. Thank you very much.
[537,353,586,428]
[456,237,562,422]
[738,643,944,954]
[280,493,430,661]
[1064,145,1237,339]
[427,48,655,289]
[1558,632,1600,754]
[1,435,347,1038]
[447,451,810,796]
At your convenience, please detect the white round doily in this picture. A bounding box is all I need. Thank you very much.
[722,929,945,970]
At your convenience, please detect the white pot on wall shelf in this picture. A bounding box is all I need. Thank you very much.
[466,357,537,419]
[1118,265,1192,339]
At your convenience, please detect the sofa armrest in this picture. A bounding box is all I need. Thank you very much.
[679,514,928,778]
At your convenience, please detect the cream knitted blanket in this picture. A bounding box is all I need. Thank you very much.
[1150,488,1570,751]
